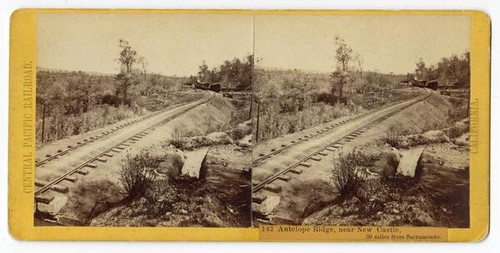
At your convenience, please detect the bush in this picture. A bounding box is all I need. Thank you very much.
[385,125,402,148]
[119,151,159,198]
[331,151,371,197]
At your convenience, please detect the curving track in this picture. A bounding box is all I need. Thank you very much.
[252,94,431,194]
[35,96,214,197]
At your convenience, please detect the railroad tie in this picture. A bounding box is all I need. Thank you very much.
[291,140,296,143]
[290,168,303,174]
[111,148,121,153]
[300,162,312,167]
[326,147,336,152]
[35,180,48,187]
[35,194,54,204]
[281,144,287,147]
[258,153,265,157]
[64,176,78,183]
[310,156,322,162]
[76,169,89,175]
[96,157,108,163]
[103,153,113,157]
[116,146,126,150]
[86,163,97,168]
[67,145,73,148]
[271,148,276,152]
[45,154,52,158]
[331,144,342,148]
[318,151,328,156]
[51,185,69,193]
[264,184,282,193]
[252,195,267,204]
[278,175,291,182]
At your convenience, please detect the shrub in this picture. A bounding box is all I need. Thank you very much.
[331,151,371,197]
[385,125,401,148]
[119,152,159,198]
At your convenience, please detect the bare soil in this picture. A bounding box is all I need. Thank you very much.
[302,94,470,227]
[253,93,470,228]
[90,144,251,227]
[36,94,252,227]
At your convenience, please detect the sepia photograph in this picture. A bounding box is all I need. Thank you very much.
[251,15,471,228]
[34,13,253,227]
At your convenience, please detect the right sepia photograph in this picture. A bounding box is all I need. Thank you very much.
[251,15,471,228]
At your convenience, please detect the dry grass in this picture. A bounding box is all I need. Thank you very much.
[119,151,163,198]
[331,151,372,197]
[36,105,139,147]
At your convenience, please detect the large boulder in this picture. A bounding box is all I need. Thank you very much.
[370,149,401,177]
[398,130,450,148]
[172,132,234,150]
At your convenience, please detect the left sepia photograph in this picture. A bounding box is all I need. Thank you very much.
[34,13,253,227]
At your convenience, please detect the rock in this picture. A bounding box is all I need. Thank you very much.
[156,152,184,179]
[371,151,400,177]
[392,209,400,214]
[398,130,450,148]
[414,212,435,225]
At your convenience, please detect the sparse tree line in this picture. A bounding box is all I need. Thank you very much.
[411,52,470,86]
[253,34,413,142]
[36,39,182,146]
[192,54,253,90]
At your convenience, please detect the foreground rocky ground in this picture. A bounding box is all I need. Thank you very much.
[303,113,470,228]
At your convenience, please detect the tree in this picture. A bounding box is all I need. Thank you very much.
[415,57,427,80]
[355,53,364,79]
[67,73,101,113]
[330,35,354,105]
[116,39,141,104]
[138,56,148,83]
[414,51,470,86]
[197,61,211,82]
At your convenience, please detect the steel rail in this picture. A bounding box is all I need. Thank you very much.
[35,96,214,196]
[251,94,426,167]
[252,94,431,193]
[35,101,190,167]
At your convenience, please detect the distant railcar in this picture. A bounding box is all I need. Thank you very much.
[426,80,439,90]
[193,81,221,93]
[411,79,439,90]
[209,83,221,92]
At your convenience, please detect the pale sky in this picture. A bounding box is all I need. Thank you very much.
[255,15,470,74]
[37,14,254,76]
[38,14,470,76]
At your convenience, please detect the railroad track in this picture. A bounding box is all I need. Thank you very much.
[35,101,190,167]
[252,95,428,167]
[252,94,431,194]
[252,112,372,167]
[35,96,214,197]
